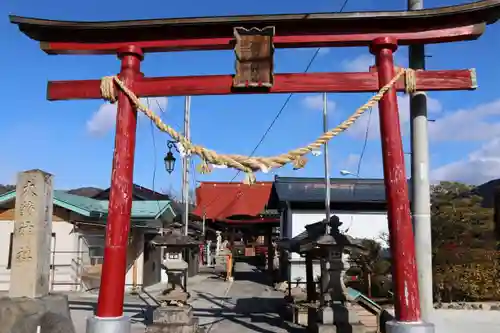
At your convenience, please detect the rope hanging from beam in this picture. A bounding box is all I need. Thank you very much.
[100,68,416,184]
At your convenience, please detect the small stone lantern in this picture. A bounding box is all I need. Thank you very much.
[150,231,200,305]
[148,231,202,333]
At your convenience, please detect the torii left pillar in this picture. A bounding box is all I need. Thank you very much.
[87,45,143,333]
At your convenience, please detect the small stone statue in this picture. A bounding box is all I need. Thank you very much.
[205,240,212,266]
[215,231,222,256]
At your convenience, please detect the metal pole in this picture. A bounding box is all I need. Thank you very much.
[323,92,331,226]
[320,92,331,306]
[409,0,434,322]
[183,96,191,236]
[202,212,206,238]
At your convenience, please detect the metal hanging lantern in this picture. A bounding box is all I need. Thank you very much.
[164,140,178,174]
[164,152,176,174]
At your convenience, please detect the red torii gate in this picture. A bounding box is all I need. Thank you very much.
[9,1,500,332]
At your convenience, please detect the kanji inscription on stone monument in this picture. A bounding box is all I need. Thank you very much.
[9,169,54,298]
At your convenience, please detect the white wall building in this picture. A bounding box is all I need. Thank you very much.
[268,176,397,284]
[0,188,176,292]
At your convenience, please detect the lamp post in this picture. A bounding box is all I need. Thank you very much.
[164,140,179,174]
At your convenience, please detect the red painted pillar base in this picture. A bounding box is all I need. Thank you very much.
[87,45,144,333]
[369,37,429,329]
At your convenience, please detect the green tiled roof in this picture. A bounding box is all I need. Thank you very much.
[99,200,174,219]
[0,190,175,220]
[54,190,107,217]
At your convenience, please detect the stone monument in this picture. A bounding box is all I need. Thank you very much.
[0,170,75,333]
[9,170,53,298]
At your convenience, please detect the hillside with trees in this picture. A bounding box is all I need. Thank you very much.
[431,181,500,302]
[349,181,500,302]
[0,184,14,195]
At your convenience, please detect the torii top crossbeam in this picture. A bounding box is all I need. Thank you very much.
[9,0,500,54]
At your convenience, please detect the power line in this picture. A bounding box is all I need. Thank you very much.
[338,0,350,12]
[200,0,352,212]
[355,108,372,177]
[344,107,372,233]
[199,49,322,213]
[236,0,352,179]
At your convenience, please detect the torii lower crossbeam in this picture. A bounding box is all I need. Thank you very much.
[47,70,476,100]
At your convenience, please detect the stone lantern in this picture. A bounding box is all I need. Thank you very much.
[280,215,366,333]
[148,231,201,333]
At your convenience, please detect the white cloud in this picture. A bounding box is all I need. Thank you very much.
[347,95,442,140]
[340,153,361,171]
[428,99,500,141]
[86,97,168,137]
[341,53,408,72]
[341,54,374,72]
[427,99,500,184]
[431,137,500,185]
[302,94,337,112]
[318,48,330,55]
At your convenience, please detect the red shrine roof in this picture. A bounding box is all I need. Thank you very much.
[193,182,274,222]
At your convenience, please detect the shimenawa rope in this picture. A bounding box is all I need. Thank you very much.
[100,68,416,184]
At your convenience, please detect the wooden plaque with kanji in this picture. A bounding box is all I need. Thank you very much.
[233,26,275,88]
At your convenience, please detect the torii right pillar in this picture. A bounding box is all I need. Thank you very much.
[370,37,434,333]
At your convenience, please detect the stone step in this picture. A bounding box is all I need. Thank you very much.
[349,304,378,332]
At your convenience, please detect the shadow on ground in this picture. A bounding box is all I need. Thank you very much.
[68,298,154,325]
[232,268,273,286]
[194,292,306,333]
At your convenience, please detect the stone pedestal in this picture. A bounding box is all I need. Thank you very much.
[0,294,75,333]
[147,305,199,333]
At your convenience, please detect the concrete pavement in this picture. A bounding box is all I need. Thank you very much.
[69,262,302,333]
[195,262,304,333]
[69,272,232,333]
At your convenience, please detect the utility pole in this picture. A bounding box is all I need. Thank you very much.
[320,92,331,304]
[183,96,191,236]
[408,0,434,322]
[323,92,331,228]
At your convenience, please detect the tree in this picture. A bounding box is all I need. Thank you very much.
[349,238,391,297]
[0,184,14,195]
[431,181,500,301]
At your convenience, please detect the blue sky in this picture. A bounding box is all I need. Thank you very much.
[1,0,500,197]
